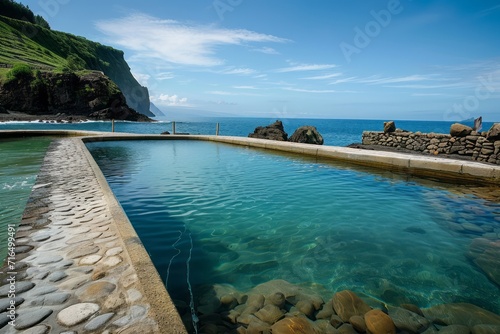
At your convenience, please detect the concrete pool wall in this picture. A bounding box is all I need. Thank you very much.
[1,130,500,333]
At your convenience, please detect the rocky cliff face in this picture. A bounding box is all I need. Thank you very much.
[0,71,151,121]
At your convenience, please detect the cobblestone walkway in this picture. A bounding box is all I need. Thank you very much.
[0,138,186,333]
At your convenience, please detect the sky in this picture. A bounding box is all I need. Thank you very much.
[19,0,500,121]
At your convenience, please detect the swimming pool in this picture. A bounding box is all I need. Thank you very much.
[87,139,500,327]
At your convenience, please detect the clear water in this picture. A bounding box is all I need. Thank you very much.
[87,140,500,314]
[1,118,495,147]
[0,137,51,262]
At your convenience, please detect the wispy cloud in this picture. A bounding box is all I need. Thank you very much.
[96,13,288,66]
[476,4,500,17]
[252,47,280,55]
[219,68,256,75]
[151,94,190,106]
[157,72,175,80]
[283,87,355,94]
[206,90,261,96]
[275,63,337,73]
[302,73,343,80]
[233,85,258,89]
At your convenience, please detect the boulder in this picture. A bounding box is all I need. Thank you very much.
[364,309,396,334]
[289,126,324,145]
[422,303,500,327]
[249,120,288,141]
[388,306,430,333]
[270,316,319,334]
[384,121,396,133]
[332,290,371,322]
[486,123,500,141]
[466,238,500,287]
[450,123,473,137]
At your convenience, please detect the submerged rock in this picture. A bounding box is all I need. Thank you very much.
[466,238,500,287]
[388,306,430,333]
[249,120,288,141]
[332,290,372,322]
[365,309,396,334]
[422,303,500,327]
[289,126,324,145]
[270,315,319,334]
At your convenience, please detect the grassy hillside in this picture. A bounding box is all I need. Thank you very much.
[0,15,152,116]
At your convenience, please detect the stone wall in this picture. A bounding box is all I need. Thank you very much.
[362,130,500,165]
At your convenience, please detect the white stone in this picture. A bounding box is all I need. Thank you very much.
[106,247,123,256]
[57,303,100,327]
[79,255,102,265]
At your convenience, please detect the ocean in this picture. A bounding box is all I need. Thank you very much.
[0,117,493,146]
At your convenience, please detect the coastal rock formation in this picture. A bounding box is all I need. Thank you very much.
[289,126,324,145]
[450,123,473,137]
[193,281,500,333]
[0,71,150,121]
[487,123,500,141]
[249,120,288,141]
[384,121,396,133]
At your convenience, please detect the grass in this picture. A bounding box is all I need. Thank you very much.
[0,19,65,68]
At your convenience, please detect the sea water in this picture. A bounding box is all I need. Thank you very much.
[1,118,495,147]
[87,140,500,314]
[0,137,51,262]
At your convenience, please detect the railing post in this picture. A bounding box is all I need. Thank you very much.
[216,123,220,136]
[172,121,176,134]
[112,119,115,132]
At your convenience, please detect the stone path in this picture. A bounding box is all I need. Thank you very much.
[0,138,186,333]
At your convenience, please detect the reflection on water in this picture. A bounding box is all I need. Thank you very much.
[87,140,500,315]
[0,137,51,262]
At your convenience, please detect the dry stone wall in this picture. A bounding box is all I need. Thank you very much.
[362,130,500,165]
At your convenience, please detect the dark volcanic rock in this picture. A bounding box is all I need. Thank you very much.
[289,126,324,145]
[384,121,396,133]
[249,120,288,141]
[0,71,151,122]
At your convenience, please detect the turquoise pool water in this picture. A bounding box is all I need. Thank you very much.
[0,137,51,262]
[87,140,500,314]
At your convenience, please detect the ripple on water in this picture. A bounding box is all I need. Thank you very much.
[87,140,500,314]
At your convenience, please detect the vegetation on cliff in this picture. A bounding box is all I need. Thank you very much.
[0,1,154,118]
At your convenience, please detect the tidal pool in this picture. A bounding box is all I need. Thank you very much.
[0,137,51,262]
[87,140,500,315]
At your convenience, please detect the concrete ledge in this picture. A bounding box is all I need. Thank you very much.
[79,139,187,333]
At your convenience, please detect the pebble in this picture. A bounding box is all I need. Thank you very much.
[57,303,100,327]
[106,247,123,256]
[15,308,53,330]
[0,281,35,296]
[84,312,115,331]
[47,271,67,282]
[29,286,58,296]
[79,255,102,265]
[34,254,63,265]
[100,256,123,267]
[29,293,70,306]
[0,297,24,312]
[20,324,50,334]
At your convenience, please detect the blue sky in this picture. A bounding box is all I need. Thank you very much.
[21,0,500,121]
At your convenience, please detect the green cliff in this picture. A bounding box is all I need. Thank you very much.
[0,7,154,118]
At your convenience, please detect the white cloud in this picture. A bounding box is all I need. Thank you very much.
[302,73,343,80]
[283,87,355,94]
[233,85,258,89]
[96,14,288,66]
[252,47,280,55]
[275,63,337,73]
[220,68,256,75]
[151,94,189,106]
[157,72,175,80]
[132,72,150,86]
